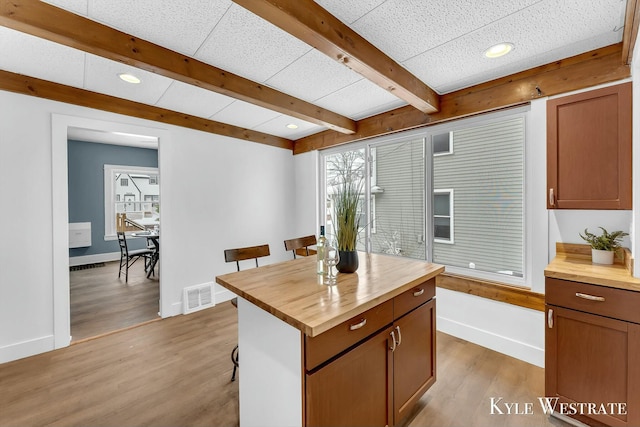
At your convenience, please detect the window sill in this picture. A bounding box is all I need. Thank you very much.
[436,272,545,312]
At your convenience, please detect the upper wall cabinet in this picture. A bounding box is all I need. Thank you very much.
[547,82,632,209]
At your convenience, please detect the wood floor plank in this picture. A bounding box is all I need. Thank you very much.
[403,334,568,427]
[70,260,160,342]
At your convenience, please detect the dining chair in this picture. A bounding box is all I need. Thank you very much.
[117,231,154,283]
[283,234,317,259]
[223,243,271,382]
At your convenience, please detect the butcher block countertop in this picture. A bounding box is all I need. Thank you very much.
[544,243,640,292]
[216,252,444,337]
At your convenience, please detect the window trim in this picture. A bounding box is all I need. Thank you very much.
[433,188,454,244]
[433,131,453,156]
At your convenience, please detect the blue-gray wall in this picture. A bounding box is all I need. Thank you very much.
[68,140,158,258]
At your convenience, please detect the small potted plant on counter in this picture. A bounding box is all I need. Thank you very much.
[579,227,628,265]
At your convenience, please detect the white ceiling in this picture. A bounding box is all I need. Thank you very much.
[0,0,627,142]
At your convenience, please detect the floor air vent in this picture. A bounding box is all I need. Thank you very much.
[70,263,106,271]
[183,283,215,314]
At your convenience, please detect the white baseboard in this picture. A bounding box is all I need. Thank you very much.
[69,252,120,267]
[0,335,55,364]
[215,288,236,305]
[437,315,545,368]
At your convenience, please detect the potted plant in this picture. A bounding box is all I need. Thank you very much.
[332,178,363,273]
[579,227,628,265]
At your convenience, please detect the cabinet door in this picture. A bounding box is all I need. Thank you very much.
[546,305,640,427]
[305,326,393,427]
[547,82,631,209]
[393,299,436,424]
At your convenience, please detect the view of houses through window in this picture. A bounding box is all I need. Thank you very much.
[321,111,525,281]
[104,164,160,238]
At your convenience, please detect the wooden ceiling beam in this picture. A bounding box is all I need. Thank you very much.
[233,0,440,114]
[0,70,294,150]
[0,0,356,134]
[294,43,630,154]
[622,0,640,64]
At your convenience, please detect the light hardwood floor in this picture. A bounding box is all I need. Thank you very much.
[70,259,160,342]
[1,301,569,427]
[1,303,239,427]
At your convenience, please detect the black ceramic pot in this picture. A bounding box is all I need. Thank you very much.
[336,250,359,273]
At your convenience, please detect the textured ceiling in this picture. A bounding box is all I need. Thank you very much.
[0,0,627,143]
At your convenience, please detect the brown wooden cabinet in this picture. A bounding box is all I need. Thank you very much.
[545,277,640,427]
[306,325,394,427]
[547,82,631,209]
[393,298,436,422]
[305,279,436,427]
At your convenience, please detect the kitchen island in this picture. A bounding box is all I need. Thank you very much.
[216,252,444,427]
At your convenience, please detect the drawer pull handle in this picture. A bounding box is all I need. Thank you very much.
[390,330,397,352]
[395,326,402,346]
[349,318,367,331]
[413,289,425,297]
[548,308,553,329]
[575,292,605,302]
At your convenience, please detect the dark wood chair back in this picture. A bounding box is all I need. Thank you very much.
[284,235,317,259]
[223,243,270,382]
[224,244,270,271]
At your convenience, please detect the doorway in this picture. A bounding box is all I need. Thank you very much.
[67,131,160,341]
[51,114,170,350]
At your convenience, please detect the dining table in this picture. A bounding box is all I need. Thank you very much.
[132,231,159,278]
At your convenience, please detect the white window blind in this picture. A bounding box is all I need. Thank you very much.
[370,138,425,259]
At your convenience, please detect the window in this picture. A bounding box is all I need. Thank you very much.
[433,189,453,243]
[320,108,527,284]
[433,132,453,155]
[323,149,366,250]
[104,165,160,239]
[321,137,425,260]
[369,138,425,259]
[432,116,524,278]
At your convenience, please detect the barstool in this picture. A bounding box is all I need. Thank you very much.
[223,244,271,381]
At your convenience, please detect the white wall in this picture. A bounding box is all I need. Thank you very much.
[292,150,319,237]
[0,90,296,363]
[159,126,296,313]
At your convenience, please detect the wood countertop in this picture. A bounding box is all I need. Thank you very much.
[215,252,444,337]
[544,243,640,292]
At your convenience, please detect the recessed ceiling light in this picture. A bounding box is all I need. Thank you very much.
[286,123,299,129]
[118,73,141,84]
[484,42,514,58]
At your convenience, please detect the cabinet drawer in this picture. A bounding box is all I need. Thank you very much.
[305,300,393,371]
[394,278,435,319]
[546,278,640,324]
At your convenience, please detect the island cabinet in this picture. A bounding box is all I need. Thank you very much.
[545,277,640,427]
[546,82,631,209]
[215,252,444,427]
[304,280,436,427]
